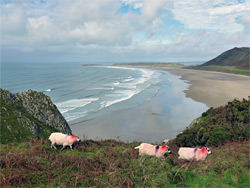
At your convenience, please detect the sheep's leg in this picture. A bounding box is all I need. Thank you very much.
[61,145,65,151]
[51,143,57,149]
[70,145,73,151]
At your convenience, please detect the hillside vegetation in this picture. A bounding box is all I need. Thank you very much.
[1,139,249,187]
[187,47,250,76]
[1,97,250,187]
[202,47,249,69]
[0,89,71,144]
[173,97,250,147]
[114,62,184,68]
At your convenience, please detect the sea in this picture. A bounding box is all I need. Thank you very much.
[1,61,208,143]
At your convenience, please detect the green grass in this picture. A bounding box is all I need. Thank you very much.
[0,97,58,144]
[186,65,250,76]
[114,62,184,69]
[1,139,249,187]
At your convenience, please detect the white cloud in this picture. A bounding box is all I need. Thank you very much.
[1,5,27,35]
[208,3,250,15]
[172,0,250,32]
[1,0,249,63]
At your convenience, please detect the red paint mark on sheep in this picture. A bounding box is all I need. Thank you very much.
[70,135,76,139]
[201,147,206,154]
[161,146,167,150]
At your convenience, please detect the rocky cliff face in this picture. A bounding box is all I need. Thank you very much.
[1,89,72,143]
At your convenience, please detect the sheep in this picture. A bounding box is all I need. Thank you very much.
[178,147,212,161]
[163,138,171,144]
[49,132,81,150]
[134,143,172,158]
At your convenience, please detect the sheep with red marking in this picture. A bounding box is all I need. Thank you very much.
[49,132,81,150]
[178,147,212,161]
[134,143,172,158]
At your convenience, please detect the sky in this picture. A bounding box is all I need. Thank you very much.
[1,0,250,64]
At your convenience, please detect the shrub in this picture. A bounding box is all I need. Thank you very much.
[173,97,250,147]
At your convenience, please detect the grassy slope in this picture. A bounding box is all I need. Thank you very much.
[186,47,250,76]
[186,65,250,76]
[1,139,249,187]
[114,62,184,69]
[1,92,249,187]
[0,97,58,144]
[202,47,249,69]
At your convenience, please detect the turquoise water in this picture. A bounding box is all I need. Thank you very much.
[1,62,208,142]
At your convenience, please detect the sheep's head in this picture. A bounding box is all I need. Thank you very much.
[206,147,212,155]
[166,146,172,154]
[163,146,172,156]
[71,135,81,142]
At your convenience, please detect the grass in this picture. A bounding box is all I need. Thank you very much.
[186,65,250,76]
[115,63,250,76]
[114,62,184,69]
[1,139,249,187]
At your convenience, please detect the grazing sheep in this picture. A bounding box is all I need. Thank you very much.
[49,132,81,150]
[134,143,172,158]
[163,138,171,144]
[178,147,212,161]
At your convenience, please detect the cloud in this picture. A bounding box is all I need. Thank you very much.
[172,0,250,32]
[1,0,249,63]
[1,4,27,35]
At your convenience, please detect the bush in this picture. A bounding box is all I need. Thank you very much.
[173,97,250,147]
[206,127,229,146]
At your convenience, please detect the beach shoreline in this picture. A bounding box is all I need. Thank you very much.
[70,66,249,142]
[70,68,209,142]
[157,67,250,108]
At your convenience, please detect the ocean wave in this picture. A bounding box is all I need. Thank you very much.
[64,111,89,122]
[56,98,99,114]
[113,81,120,85]
[99,67,161,109]
[59,66,162,121]
[123,77,134,82]
[88,87,114,90]
[100,89,139,108]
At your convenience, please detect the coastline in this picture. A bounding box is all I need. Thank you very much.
[70,69,208,143]
[158,68,250,108]
[70,66,249,142]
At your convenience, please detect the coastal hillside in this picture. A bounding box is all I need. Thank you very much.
[1,97,249,187]
[173,97,250,147]
[0,89,72,144]
[1,138,249,187]
[188,47,250,75]
[202,47,249,69]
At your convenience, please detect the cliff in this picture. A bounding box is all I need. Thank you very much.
[0,89,72,143]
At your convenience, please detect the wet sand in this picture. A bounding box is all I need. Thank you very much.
[70,70,208,143]
[70,67,249,142]
[163,68,250,108]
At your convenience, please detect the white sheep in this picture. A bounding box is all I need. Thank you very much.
[134,143,172,158]
[163,138,171,144]
[49,132,81,150]
[178,147,212,161]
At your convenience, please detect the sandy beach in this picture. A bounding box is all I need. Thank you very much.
[70,67,249,142]
[163,68,250,108]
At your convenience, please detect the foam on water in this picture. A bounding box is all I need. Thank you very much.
[61,66,161,121]
[56,98,99,113]
[1,63,163,122]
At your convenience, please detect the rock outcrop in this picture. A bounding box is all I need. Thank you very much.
[1,89,72,143]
